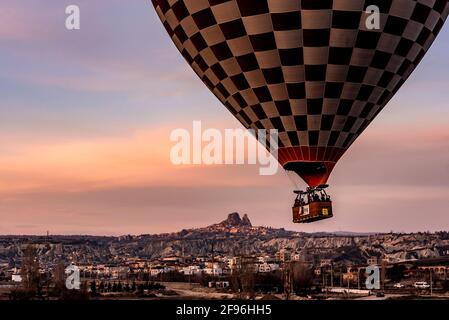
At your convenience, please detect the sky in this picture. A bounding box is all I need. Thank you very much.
[0,0,449,235]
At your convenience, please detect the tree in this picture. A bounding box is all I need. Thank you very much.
[240,260,256,299]
[52,261,66,297]
[137,283,144,295]
[387,265,405,282]
[131,281,136,292]
[60,281,89,300]
[230,257,256,299]
[441,280,449,291]
[254,271,283,293]
[230,271,241,293]
[20,244,41,297]
[90,281,97,295]
[198,272,212,287]
[292,262,313,294]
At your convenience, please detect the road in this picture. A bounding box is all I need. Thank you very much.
[356,293,403,300]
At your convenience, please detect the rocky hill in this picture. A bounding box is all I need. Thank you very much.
[104,213,449,264]
[1,213,449,266]
[215,212,252,228]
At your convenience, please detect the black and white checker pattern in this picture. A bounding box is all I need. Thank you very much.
[152,0,449,152]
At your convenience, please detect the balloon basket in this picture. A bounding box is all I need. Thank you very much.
[292,185,333,223]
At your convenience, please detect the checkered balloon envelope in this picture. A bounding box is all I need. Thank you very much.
[152,0,449,187]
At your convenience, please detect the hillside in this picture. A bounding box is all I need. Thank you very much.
[1,213,449,266]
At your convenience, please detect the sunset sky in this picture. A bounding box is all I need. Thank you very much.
[1,0,449,235]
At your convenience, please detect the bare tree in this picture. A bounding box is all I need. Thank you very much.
[292,262,313,294]
[230,256,256,299]
[20,244,41,297]
[283,262,293,300]
[240,257,256,299]
[52,261,66,297]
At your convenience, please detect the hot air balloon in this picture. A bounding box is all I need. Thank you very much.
[152,0,449,223]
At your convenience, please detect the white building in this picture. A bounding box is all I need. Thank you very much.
[257,263,280,273]
[291,252,302,261]
[227,257,240,269]
[257,255,272,263]
[181,265,202,276]
[12,274,22,282]
[150,266,174,276]
[276,249,291,262]
[208,281,230,288]
[203,267,223,276]
[320,259,333,267]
